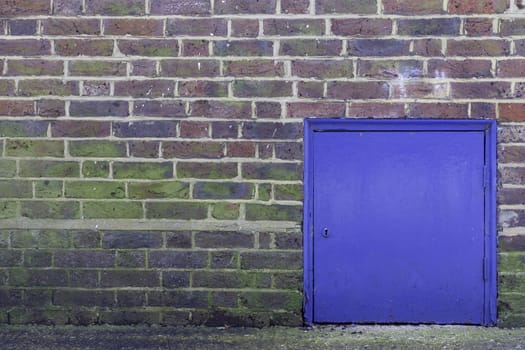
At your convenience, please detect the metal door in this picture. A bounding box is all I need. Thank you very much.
[303,120,497,325]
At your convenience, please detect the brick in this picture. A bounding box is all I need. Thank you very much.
[214,41,273,56]
[383,0,443,14]
[500,146,525,163]
[178,81,228,97]
[53,0,83,15]
[471,103,496,119]
[99,311,160,325]
[162,271,190,288]
[150,0,210,15]
[190,101,251,119]
[10,230,70,249]
[104,19,163,36]
[233,80,292,98]
[499,252,525,271]
[52,121,111,137]
[117,251,146,268]
[0,40,51,56]
[8,20,37,35]
[240,291,300,310]
[211,121,239,138]
[42,19,100,35]
[55,251,115,268]
[227,141,256,157]
[499,125,525,143]
[103,231,162,249]
[398,18,460,36]
[24,250,52,267]
[240,251,302,269]
[498,60,525,78]
[243,163,302,180]
[149,291,208,308]
[134,101,186,117]
[273,272,302,289]
[0,289,23,306]
[465,18,493,36]
[281,0,309,13]
[195,231,254,248]
[500,275,525,293]
[69,61,127,76]
[275,143,303,160]
[129,141,160,158]
[83,201,143,219]
[148,251,208,268]
[448,0,509,14]
[69,140,127,157]
[86,0,145,15]
[72,231,101,248]
[118,40,179,57]
[513,40,525,56]
[211,203,240,220]
[114,80,174,98]
[162,141,224,159]
[413,39,443,57]
[408,103,468,118]
[224,60,285,77]
[0,101,34,117]
[348,102,405,118]
[177,162,238,179]
[37,100,65,117]
[101,270,159,288]
[332,19,392,36]
[55,39,113,56]
[0,80,15,96]
[10,269,68,287]
[287,102,345,118]
[146,202,208,219]
[0,0,50,16]
[21,201,80,219]
[70,101,129,117]
[348,39,410,56]
[500,236,525,252]
[167,18,227,36]
[65,181,126,199]
[180,121,209,138]
[19,160,79,178]
[501,19,525,36]
[264,19,324,36]
[280,40,342,56]
[8,59,63,77]
[246,204,302,221]
[212,292,239,308]
[117,291,146,307]
[54,290,114,307]
[428,59,492,79]
[166,231,192,248]
[358,60,423,79]
[327,81,389,100]
[194,182,254,199]
[82,161,109,178]
[113,121,179,138]
[258,183,272,200]
[242,122,302,139]
[0,121,49,137]
[6,140,64,157]
[447,40,510,56]
[256,103,281,119]
[129,181,189,199]
[215,0,276,14]
[131,60,157,77]
[0,160,16,177]
[18,80,78,97]
[0,180,32,198]
[161,60,219,77]
[181,40,210,56]
[450,82,511,99]
[113,162,173,179]
[193,271,261,288]
[231,19,259,37]
[391,82,448,99]
[499,104,525,122]
[210,251,238,268]
[316,0,376,13]
[0,250,23,267]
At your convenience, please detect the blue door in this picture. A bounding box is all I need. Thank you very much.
[304,120,496,325]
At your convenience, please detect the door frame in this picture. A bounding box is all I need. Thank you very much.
[303,118,497,325]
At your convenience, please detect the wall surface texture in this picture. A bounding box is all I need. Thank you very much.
[0,0,525,327]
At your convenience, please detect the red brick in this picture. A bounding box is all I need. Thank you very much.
[327,82,389,100]
[298,82,324,98]
[225,60,284,77]
[428,59,492,78]
[181,40,210,56]
[499,146,525,163]
[471,103,496,119]
[216,0,276,14]
[357,60,423,78]
[42,19,100,36]
[86,0,145,15]
[55,39,113,56]
[348,102,406,118]
[450,82,511,99]
[383,0,443,14]
[231,19,259,37]
[0,40,51,56]
[0,100,34,116]
[180,121,210,138]
[118,40,179,57]
[161,60,220,77]
[412,39,443,57]
[498,60,525,78]
[287,102,345,118]
[391,82,448,99]
[448,0,509,14]
[227,142,256,157]
[104,19,163,36]
[292,59,353,79]
[114,80,174,98]
[447,40,510,56]
[167,18,227,36]
[0,0,50,16]
[51,121,111,137]
[264,19,324,36]
[465,18,493,36]
[316,0,376,14]
[499,104,525,122]
[281,0,309,13]
[332,19,392,36]
[190,101,251,119]
[256,102,281,119]
[178,81,228,98]
[408,103,468,118]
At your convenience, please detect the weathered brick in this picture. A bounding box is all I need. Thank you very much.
[149,251,208,268]
[0,180,31,198]
[0,80,15,96]
[162,141,224,159]
[179,121,209,138]
[264,19,324,36]
[54,290,114,307]
[83,201,143,219]
[212,121,239,138]
[72,231,101,248]
[383,0,443,14]
[499,125,525,143]
[280,40,342,56]
[258,184,273,201]
[177,162,237,179]
[240,291,300,311]
[52,121,111,138]
[391,82,448,99]
[500,146,525,163]
[498,60,525,78]
[103,231,162,249]
[86,0,145,15]
[104,19,163,36]
[281,0,309,13]
[167,18,227,36]
[55,39,113,56]
[413,39,443,57]
[398,18,460,36]
[212,292,239,308]
[129,181,189,199]
[37,100,65,117]
[69,61,127,76]
[99,311,160,325]
[53,0,83,15]
[0,160,17,177]
[0,101,35,117]
[82,161,110,178]
[166,231,192,248]
[7,60,63,76]
[275,184,303,201]
[161,59,219,77]
[10,230,70,249]
[317,0,376,13]
[242,122,302,139]
[181,40,210,56]
[146,202,208,219]
[499,253,525,272]
[448,0,509,14]
[129,141,160,158]
[227,141,256,157]
[0,289,23,306]
[231,19,259,37]
[233,80,292,98]
[21,201,80,219]
[195,231,254,248]
[6,140,64,157]
[113,121,179,138]
[150,0,210,15]
[9,269,68,287]
[447,40,510,56]
[243,163,302,180]
[332,18,392,36]
[450,82,511,99]
[114,80,174,98]
[117,291,146,307]
[65,181,125,199]
[42,19,100,36]
[215,0,276,14]
[113,162,173,179]
[0,251,23,267]
[327,82,389,100]
[131,60,157,77]
[19,160,79,178]
[465,18,493,36]
[287,102,345,118]
[117,251,146,268]
[24,250,52,267]
[348,39,410,56]
[0,0,50,16]
[149,291,208,308]
[178,81,228,98]
[101,270,159,288]
[245,204,302,221]
[408,103,468,118]
[118,40,179,57]
[69,140,126,157]
[55,251,115,268]
[134,101,185,117]
[18,80,78,97]
[163,271,191,288]
[214,40,273,57]
[211,203,240,220]
[210,251,238,268]
[194,182,254,199]
[273,272,302,289]
[0,39,50,56]
[70,101,129,117]
[471,103,496,119]
[190,100,251,119]
[499,104,525,122]
[500,235,525,252]
[256,103,281,119]
[241,251,302,269]
[0,121,49,137]
[428,59,492,79]
[225,60,284,77]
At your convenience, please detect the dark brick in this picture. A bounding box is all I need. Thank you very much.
[21,201,80,219]
[10,269,68,287]
[0,101,35,117]
[397,18,460,36]
[287,102,346,118]
[448,0,509,14]
[500,236,525,252]
[408,103,468,118]
[116,251,145,268]
[273,272,302,290]
[264,19,324,36]
[114,80,174,98]
[193,271,261,288]
[148,291,208,308]
[327,81,389,99]
[447,39,510,56]
[167,18,227,36]
[113,121,179,138]
[55,39,113,56]
[131,60,157,77]
[69,60,127,76]
[10,230,70,249]
[316,0,376,13]
[231,19,259,37]
[72,231,100,248]
[275,143,303,160]
[23,250,52,267]
[0,250,22,267]
[70,270,99,288]
[134,100,186,117]
[101,270,160,288]
[113,162,173,180]
[54,290,114,307]
[242,122,302,140]
[450,82,511,99]
[428,59,492,78]
[281,0,309,13]
[53,0,83,15]
[0,39,51,56]
[181,40,210,56]
[280,40,342,56]
[233,80,292,98]
[190,101,251,119]
[51,121,110,138]
[1,0,50,16]
[332,19,392,36]
[256,102,281,119]
[179,121,210,138]
[55,250,114,268]
[245,204,302,221]
[0,289,23,307]
[149,251,208,268]
[18,80,78,97]
[70,101,129,117]
[274,232,302,249]
[210,251,238,269]
[166,231,192,248]
[212,292,238,308]
[146,202,208,219]
[163,271,190,288]
[37,100,65,117]
[500,145,525,163]
[99,311,160,325]
[194,182,254,199]
[383,0,443,14]
[241,251,302,269]
[129,141,160,158]
[240,291,300,311]
[412,39,443,57]
[227,141,256,157]
[177,162,238,179]
[500,168,525,185]
[215,0,276,14]
[8,20,37,35]
[19,160,80,178]
[195,231,254,248]
[150,0,210,15]
[129,181,189,199]
[118,40,179,57]
[86,0,145,15]
[225,60,284,77]
[178,81,228,97]
[161,59,220,77]
[162,141,224,159]
[104,19,163,36]
[117,291,146,307]
[42,19,100,35]
[348,39,410,56]
[471,103,496,119]
[214,40,273,56]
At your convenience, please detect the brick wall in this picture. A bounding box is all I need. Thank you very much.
[0,0,524,327]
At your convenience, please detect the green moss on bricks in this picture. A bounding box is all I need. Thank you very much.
[211,203,240,220]
[274,184,303,201]
[128,182,189,199]
[146,202,208,219]
[0,160,17,177]
[113,162,173,180]
[0,201,17,219]
[499,253,525,272]
[19,160,80,178]
[107,1,144,15]
[11,230,70,248]
[69,61,126,76]
[83,201,143,219]
[21,201,80,219]
[177,162,238,179]
[8,268,30,286]
[258,184,272,201]
[194,182,254,199]
[286,291,303,311]
[245,204,302,221]
[499,293,525,317]
[65,181,126,199]
[70,140,127,157]
[500,274,525,293]
[6,140,64,157]
[35,180,63,198]
[0,180,32,198]
[82,161,110,178]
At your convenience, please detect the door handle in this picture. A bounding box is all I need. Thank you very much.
[322,227,329,238]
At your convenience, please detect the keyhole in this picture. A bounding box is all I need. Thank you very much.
[322,227,329,238]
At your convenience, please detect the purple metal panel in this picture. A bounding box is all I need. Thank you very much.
[303,119,496,325]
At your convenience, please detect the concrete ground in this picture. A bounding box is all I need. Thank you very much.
[1,325,525,349]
